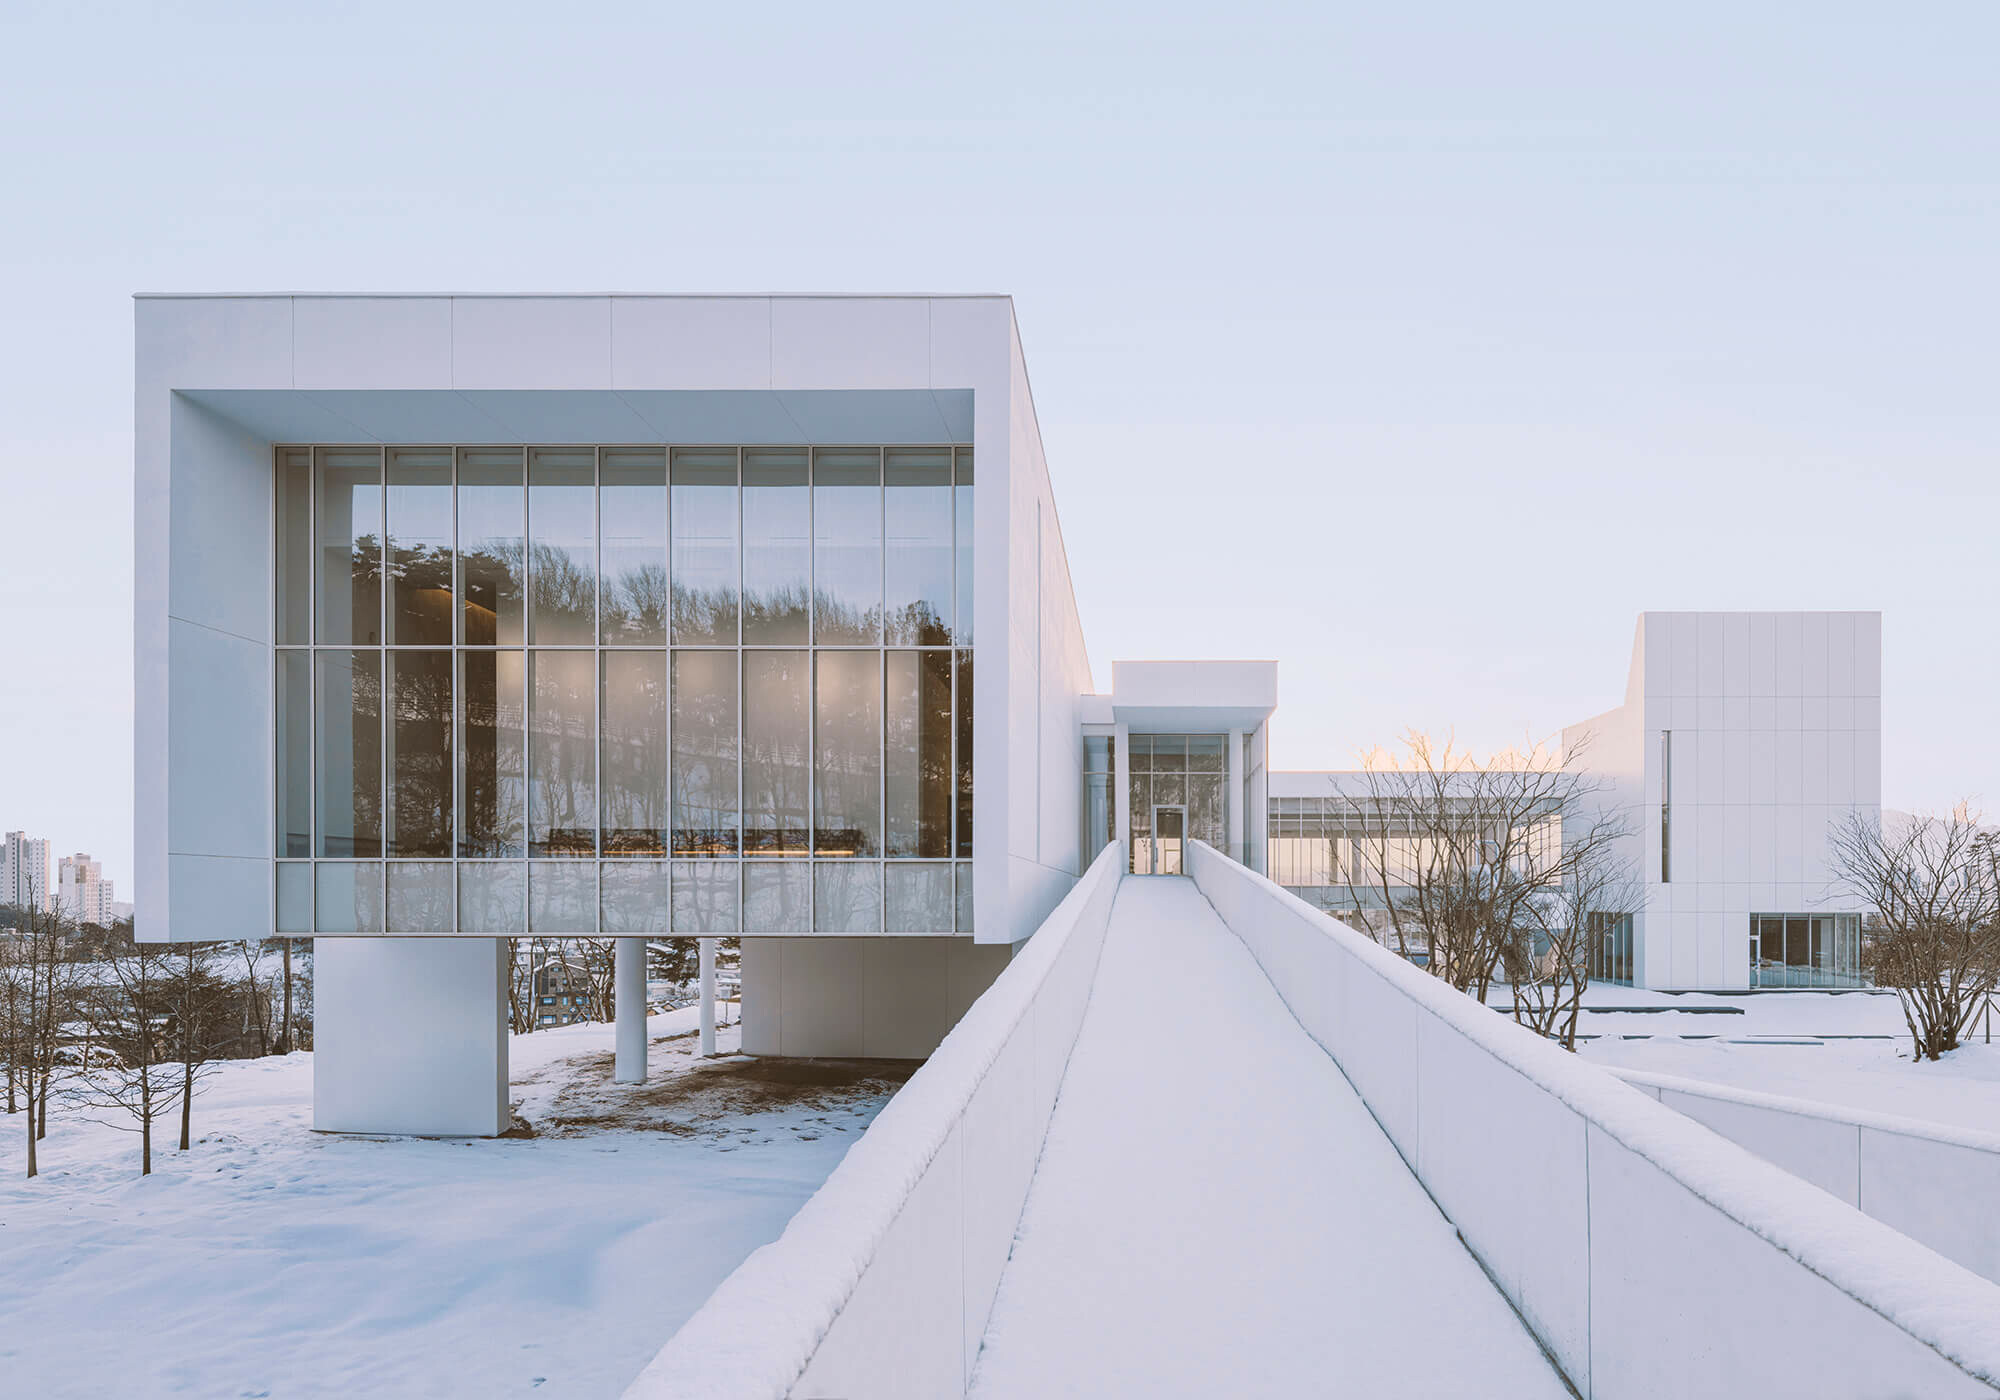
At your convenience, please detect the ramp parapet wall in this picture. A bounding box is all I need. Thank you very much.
[622,842,1126,1400]
[1186,840,2000,1400]
[1612,1067,2000,1288]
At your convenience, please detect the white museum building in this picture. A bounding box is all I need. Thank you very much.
[134,294,1880,1135]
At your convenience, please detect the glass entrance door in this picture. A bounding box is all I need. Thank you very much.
[1152,805,1185,875]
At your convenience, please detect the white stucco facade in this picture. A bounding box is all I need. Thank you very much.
[135,295,1886,1133]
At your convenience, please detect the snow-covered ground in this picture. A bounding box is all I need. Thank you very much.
[0,1009,905,1399]
[1530,983,2000,1136]
[971,878,1570,1399]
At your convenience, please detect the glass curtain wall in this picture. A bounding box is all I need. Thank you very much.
[1751,913,1866,988]
[274,444,973,936]
[1126,734,1226,873]
[1080,735,1115,867]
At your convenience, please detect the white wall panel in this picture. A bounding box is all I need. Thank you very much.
[450,297,612,388]
[771,297,929,390]
[293,297,453,388]
[1803,612,1830,696]
[611,297,771,389]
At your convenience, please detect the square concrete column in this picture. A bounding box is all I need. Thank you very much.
[699,938,717,1056]
[1228,727,1245,864]
[315,937,509,1136]
[1114,722,1132,848]
[615,937,647,1083]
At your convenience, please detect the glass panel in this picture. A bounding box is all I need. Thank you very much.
[1083,773,1113,864]
[314,650,381,857]
[956,860,974,933]
[671,448,738,644]
[955,650,974,858]
[813,448,882,645]
[278,650,311,857]
[315,862,383,933]
[602,651,670,855]
[458,448,524,645]
[530,861,596,932]
[387,861,453,932]
[1188,775,1225,848]
[458,861,525,933]
[1187,734,1225,773]
[458,650,524,857]
[954,449,973,645]
[529,651,596,856]
[886,863,953,933]
[744,861,812,932]
[672,650,739,855]
[815,860,882,933]
[815,650,881,857]
[277,448,311,643]
[886,651,953,858]
[528,448,596,645]
[386,447,454,645]
[743,448,810,644]
[1083,735,1111,773]
[1129,733,1153,773]
[1153,774,1187,808]
[314,447,382,645]
[276,862,312,933]
[602,860,670,933]
[600,448,668,644]
[744,651,810,855]
[1152,735,1188,772]
[386,651,453,857]
[1786,915,1810,974]
[673,860,739,933]
[884,448,952,645]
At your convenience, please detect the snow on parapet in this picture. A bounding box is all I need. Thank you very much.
[1186,841,2000,1389]
[623,843,1126,1400]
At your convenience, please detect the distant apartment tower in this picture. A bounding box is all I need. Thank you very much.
[2,832,52,914]
[58,854,117,927]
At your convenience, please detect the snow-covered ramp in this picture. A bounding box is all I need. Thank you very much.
[968,876,1571,1399]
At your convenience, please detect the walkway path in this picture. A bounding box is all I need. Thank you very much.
[968,876,1572,1399]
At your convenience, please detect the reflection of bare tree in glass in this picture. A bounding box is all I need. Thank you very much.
[885,599,951,648]
[672,581,739,645]
[604,562,671,642]
[390,655,453,856]
[529,542,596,643]
[604,658,669,855]
[672,655,738,856]
[811,593,884,646]
[743,582,810,644]
[460,653,524,857]
[531,654,595,856]
[744,654,810,856]
[886,651,952,857]
[816,654,880,858]
[388,540,454,644]
[955,651,974,857]
[461,541,524,645]
[323,655,383,857]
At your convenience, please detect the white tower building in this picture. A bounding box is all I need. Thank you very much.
[2,831,52,914]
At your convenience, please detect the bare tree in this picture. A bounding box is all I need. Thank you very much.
[75,943,184,1176]
[1831,806,2000,1061]
[167,944,234,1151]
[237,939,273,1055]
[7,901,85,1176]
[1334,730,1634,1026]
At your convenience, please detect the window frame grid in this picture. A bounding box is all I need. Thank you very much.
[274,442,973,936]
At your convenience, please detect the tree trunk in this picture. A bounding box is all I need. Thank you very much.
[278,940,293,1055]
[180,1058,194,1151]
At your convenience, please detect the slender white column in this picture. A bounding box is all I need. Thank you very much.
[1228,727,1245,864]
[699,937,717,1057]
[1114,722,1132,846]
[615,937,646,1084]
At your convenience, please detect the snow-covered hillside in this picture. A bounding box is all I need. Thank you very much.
[0,1013,901,1399]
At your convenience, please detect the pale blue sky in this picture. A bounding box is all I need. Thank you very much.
[2,2,1994,891]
